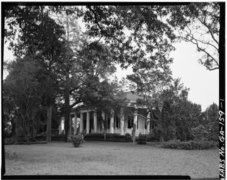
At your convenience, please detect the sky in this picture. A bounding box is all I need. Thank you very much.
[3,9,219,112]
[170,42,218,111]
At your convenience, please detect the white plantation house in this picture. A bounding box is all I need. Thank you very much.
[59,92,158,136]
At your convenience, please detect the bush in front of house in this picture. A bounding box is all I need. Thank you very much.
[51,134,65,141]
[162,140,217,150]
[71,134,83,147]
[4,137,15,145]
[136,134,147,145]
[146,132,161,142]
[125,133,132,142]
[149,126,163,141]
[84,133,104,141]
[106,133,128,142]
[36,135,47,141]
[84,133,132,142]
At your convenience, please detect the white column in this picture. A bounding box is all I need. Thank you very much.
[133,107,138,129]
[120,107,125,135]
[94,110,97,133]
[86,111,90,134]
[80,112,83,133]
[69,114,72,136]
[133,107,138,133]
[101,111,105,131]
[59,117,63,134]
[110,109,114,134]
[147,110,151,134]
[132,106,138,144]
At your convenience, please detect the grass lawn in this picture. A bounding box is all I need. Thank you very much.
[4,141,219,178]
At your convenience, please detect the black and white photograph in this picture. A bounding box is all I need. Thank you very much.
[2,2,223,179]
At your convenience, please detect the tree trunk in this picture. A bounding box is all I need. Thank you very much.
[23,123,30,144]
[101,111,106,141]
[46,106,52,142]
[132,124,136,144]
[132,108,138,144]
[22,115,30,144]
[74,114,78,135]
[64,88,70,142]
[11,117,17,144]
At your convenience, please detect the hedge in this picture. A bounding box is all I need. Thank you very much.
[84,133,132,142]
[136,134,147,145]
[162,140,218,150]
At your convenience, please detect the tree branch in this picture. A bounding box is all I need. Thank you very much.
[184,36,219,65]
[188,35,219,51]
[205,65,219,71]
[87,6,123,44]
[197,16,219,45]
[181,25,219,69]
[70,99,82,108]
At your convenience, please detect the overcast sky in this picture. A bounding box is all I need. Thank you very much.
[170,42,218,111]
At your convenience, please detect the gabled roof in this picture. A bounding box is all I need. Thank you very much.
[116,91,143,102]
[72,92,145,111]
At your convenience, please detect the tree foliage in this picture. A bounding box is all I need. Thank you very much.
[77,5,176,96]
[205,103,219,141]
[3,56,43,141]
[4,5,69,142]
[147,79,202,141]
[167,3,220,70]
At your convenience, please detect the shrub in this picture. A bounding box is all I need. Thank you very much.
[16,136,36,144]
[162,140,217,150]
[137,134,147,145]
[4,138,15,145]
[106,133,127,142]
[150,126,163,141]
[71,135,83,147]
[84,133,104,141]
[191,125,209,141]
[51,134,65,141]
[125,133,132,142]
[4,128,12,138]
[84,133,132,142]
[36,135,46,141]
[147,131,160,142]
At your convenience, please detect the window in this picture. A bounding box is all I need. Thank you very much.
[107,117,110,128]
[83,113,86,131]
[90,112,93,131]
[128,116,133,128]
[77,113,80,118]
[115,116,120,128]
[70,114,75,125]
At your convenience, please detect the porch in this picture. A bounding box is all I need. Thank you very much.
[60,106,153,137]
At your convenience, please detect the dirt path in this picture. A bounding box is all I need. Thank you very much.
[4,141,219,178]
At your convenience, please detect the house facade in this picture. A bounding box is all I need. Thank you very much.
[59,92,156,136]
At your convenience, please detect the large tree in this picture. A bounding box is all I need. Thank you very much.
[3,56,43,143]
[75,40,125,140]
[138,78,201,141]
[77,5,176,84]
[204,103,219,141]
[4,5,67,141]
